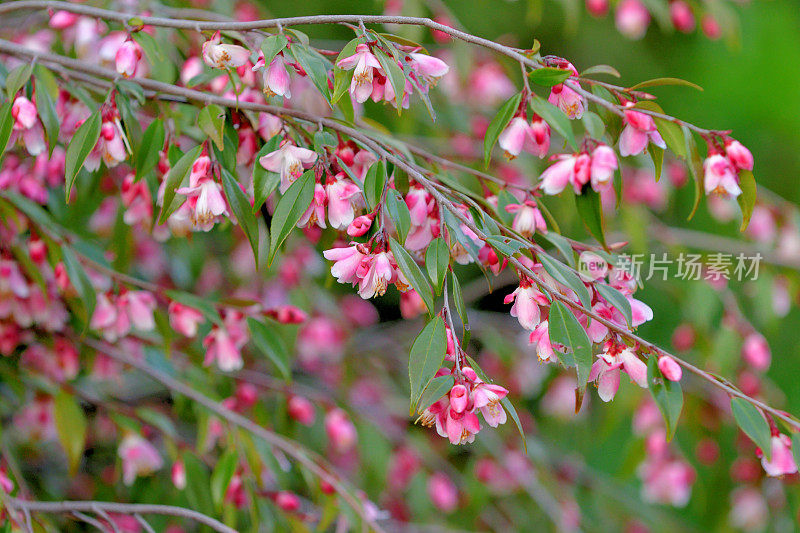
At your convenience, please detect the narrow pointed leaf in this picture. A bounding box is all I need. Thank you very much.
[247,317,291,381]
[648,356,684,441]
[731,397,771,460]
[736,170,756,231]
[484,92,522,166]
[53,391,87,476]
[158,145,203,224]
[389,237,434,315]
[425,238,449,296]
[408,316,447,413]
[65,110,101,201]
[548,301,593,387]
[269,170,315,266]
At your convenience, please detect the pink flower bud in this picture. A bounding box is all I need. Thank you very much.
[347,214,374,237]
[615,0,650,40]
[12,97,38,129]
[325,408,357,452]
[171,460,186,489]
[670,1,696,33]
[287,396,316,426]
[275,491,301,512]
[449,384,469,413]
[265,305,308,324]
[725,139,753,172]
[701,14,722,40]
[115,39,142,78]
[658,356,682,381]
[741,333,771,372]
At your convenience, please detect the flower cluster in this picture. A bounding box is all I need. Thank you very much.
[702,137,754,198]
[417,366,509,445]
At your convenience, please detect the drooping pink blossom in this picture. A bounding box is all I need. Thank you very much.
[118,433,163,486]
[619,108,666,157]
[337,44,383,103]
[202,31,250,69]
[258,142,318,193]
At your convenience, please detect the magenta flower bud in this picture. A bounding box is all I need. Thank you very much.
[171,460,186,490]
[658,355,682,381]
[586,0,609,17]
[115,39,142,78]
[324,408,357,452]
[615,0,650,40]
[449,384,469,413]
[701,14,722,40]
[347,214,374,237]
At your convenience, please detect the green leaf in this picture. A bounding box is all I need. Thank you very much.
[537,253,591,310]
[648,356,684,441]
[449,273,470,346]
[34,77,60,157]
[247,317,291,381]
[375,49,406,114]
[731,397,771,460]
[500,397,527,453]
[158,145,203,223]
[331,38,360,104]
[269,169,315,266]
[0,102,13,166]
[389,237,434,315]
[221,168,260,265]
[791,433,800,473]
[528,67,572,87]
[548,301,593,387]
[530,95,578,150]
[289,45,332,103]
[210,450,238,508]
[61,246,96,328]
[252,135,281,213]
[595,284,633,327]
[260,35,289,65]
[5,63,32,100]
[135,119,165,181]
[580,65,621,78]
[736,170,756,231]
[485,235,528,257]
[408,317,447,414]
[363,161,386,210]
[629,77,703,92]
[425,238,449,296]
[415,374,454,414]
[198,104,226,151]
[384,189,411,243]
[53,391,87,476]
[574,189,607,249]
[648,143,664,181]
[133,31,176,84]
[183,453,214,515]
[535,231,574,267]
[64,110,101,201]
[483,92,522,166]
[684,127,704,220]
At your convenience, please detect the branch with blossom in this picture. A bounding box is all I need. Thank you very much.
[0,2,797,531]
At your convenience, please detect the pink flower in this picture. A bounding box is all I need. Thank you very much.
[122,290,156,331]
[505,201,546,237]
[287,396,316,426]
[323,244,366,285]
[325,408,357,452]
[202,31,250,69]
[118,434,163,486]
[203,326,243,371]
[258,113,283,139]
[85,117,128,171]
[275,491,301,513]
[409,53,450,79]
[427,472,458,512]
[504,282,548,330]
[658,356,682,381]
[498,117,550,159]
[741,333,771,372]
[759,434,798,477]
[619,108,666,157]
[357,251,395,299]
[588,346,648,402]
[529,320,556,362]
[616,0,650,40]
[548,79,585,119]
[337,44,383,103]
[258,142,317,193]
[176,155,229,231]
[703,154,740,197]
[325,176,362,229]
[11,96,45,156]
[586,0,609,17]
[168,301,205,337]
[472,382,509,427]
[115,39,142,78]
[298,183,327,229]
[539,155,578,195]
[590,144,618,190]
[254,53,292,98]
